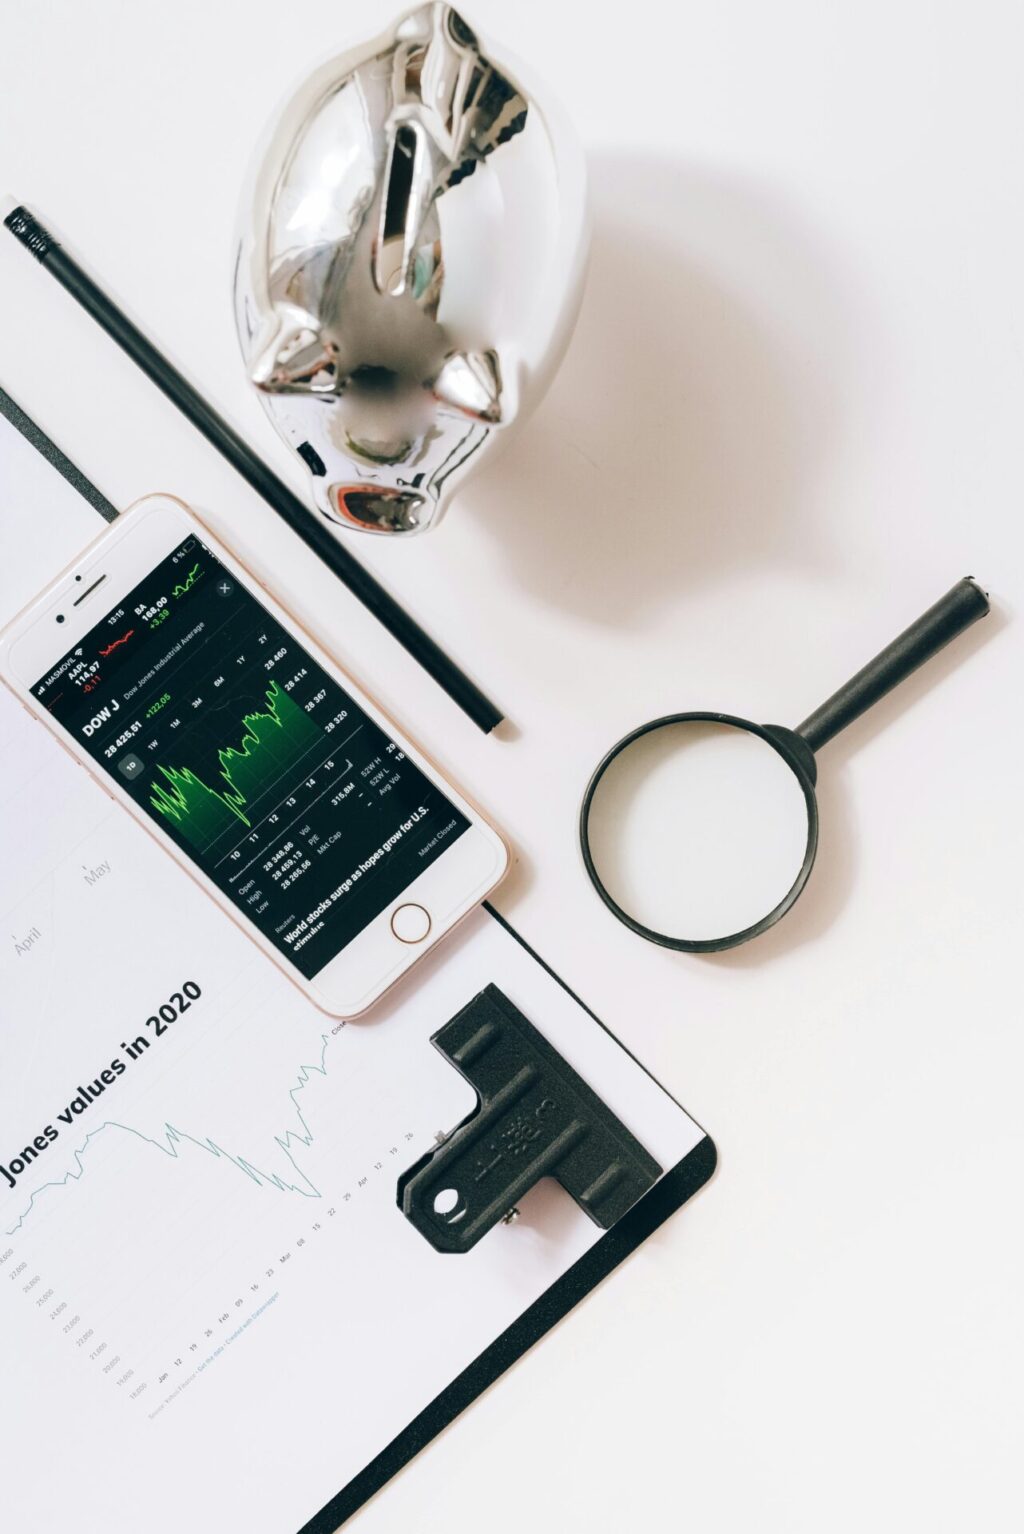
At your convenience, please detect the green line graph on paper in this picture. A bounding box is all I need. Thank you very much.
[149,680,322,849]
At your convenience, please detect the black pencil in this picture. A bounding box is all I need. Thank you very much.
[4,205,504,735]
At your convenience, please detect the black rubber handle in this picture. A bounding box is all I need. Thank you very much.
[797,577,990,752]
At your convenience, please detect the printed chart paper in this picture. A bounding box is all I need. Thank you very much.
[0,687,708,1533]
[0,404,708,1533]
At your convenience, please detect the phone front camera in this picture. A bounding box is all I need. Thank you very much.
[56,614,65,624]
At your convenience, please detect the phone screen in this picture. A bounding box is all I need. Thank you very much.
[31,536,470,978]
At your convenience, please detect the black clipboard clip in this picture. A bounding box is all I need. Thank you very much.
[398,985,662,1254]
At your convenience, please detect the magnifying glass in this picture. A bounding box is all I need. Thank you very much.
[580,578,989,953]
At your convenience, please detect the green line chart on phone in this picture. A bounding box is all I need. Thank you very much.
[149,680,323,850]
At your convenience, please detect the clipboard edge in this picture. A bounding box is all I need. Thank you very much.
[298,1137,715,1534]
[297,907,716,1533]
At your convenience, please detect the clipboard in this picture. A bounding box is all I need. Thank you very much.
[0,385,714,1533]
[315,904,715,1531]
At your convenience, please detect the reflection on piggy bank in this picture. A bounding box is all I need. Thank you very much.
[234,3,589,535]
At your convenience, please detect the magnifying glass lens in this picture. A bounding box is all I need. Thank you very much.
[584,720,812,944]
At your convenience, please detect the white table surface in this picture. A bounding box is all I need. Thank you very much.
[2,3,1021,1530]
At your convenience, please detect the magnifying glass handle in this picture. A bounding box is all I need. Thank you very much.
[797,577,990,753]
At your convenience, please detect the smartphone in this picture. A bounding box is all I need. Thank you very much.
[0,495,509,1016]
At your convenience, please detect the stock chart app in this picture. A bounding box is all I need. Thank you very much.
[33,538,469,977]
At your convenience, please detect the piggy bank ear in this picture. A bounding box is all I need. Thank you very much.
[249,314,338,395]
[430,350,503,424]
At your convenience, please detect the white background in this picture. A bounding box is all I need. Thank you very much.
[1,3,1022,1530]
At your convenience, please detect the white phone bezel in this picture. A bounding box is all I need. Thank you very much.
[0,495,510,1017]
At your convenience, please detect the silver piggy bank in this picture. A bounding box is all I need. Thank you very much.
[234,3,589,535]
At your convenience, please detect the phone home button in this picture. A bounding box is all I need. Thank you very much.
[390,902,432,944]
